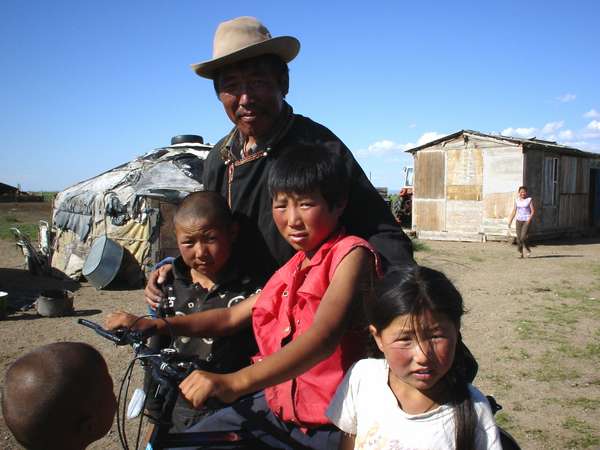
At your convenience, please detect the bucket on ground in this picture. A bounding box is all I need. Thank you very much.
[82,236,124,289]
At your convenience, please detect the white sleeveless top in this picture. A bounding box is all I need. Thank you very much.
[515,197,532,221]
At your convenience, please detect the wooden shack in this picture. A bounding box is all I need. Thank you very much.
[406,130,600,241]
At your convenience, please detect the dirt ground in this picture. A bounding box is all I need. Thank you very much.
[0,202,599,449]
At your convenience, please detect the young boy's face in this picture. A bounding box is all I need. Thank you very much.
[272,190,344,257]
[175,217,236,280]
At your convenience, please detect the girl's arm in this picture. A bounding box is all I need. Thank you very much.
[507,202,516,227]
[179,247,373,407]
[339,433,356,450]
[527,199,535,223]
[105,293,257,337]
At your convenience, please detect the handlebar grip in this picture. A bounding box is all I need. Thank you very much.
[77,319,124,344]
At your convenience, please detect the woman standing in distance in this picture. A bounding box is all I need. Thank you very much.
[508,186,535,258]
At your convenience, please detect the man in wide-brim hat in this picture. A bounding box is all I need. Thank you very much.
[144,15,416,449]
[164,15,412,281]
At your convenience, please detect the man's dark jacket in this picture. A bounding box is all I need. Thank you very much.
[203,110,414,282]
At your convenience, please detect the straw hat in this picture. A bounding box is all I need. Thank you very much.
[191,16,300,79]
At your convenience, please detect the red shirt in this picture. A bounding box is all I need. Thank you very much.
[252,232,380,428]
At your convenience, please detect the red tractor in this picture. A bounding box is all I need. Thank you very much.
[391,166,413,228]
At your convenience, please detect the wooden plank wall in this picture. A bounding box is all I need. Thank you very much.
[446,200,482,232]
[413,149,445,231]
[415,150,445,198]
[413,201,446,231]
[481,143,522,234]
[446,145,483,201]
[558,156,590,228]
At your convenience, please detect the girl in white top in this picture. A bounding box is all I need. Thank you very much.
[508,186,535,258]
[326,265,502,450]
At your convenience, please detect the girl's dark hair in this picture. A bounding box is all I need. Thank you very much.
[518,185,527,192]
[367,265,477,450]
[268,142,349,210]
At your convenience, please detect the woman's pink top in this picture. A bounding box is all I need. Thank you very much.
[515,197,532,221]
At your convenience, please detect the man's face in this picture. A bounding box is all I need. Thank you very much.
[217,60,285,140]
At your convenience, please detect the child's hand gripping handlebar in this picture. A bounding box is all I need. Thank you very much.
[78,318,201,383]
[78,319,259,449]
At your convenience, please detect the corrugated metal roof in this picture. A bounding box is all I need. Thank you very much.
[0,182,18,194]
[406,129,600,158]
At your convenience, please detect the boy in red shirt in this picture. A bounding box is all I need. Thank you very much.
[108,143,380,449]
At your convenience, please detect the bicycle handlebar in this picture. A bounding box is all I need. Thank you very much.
[78,318,156,345]
[78,318,244,449]
[78,318,203,385]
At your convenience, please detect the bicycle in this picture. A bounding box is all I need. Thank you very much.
[78,318,268,450]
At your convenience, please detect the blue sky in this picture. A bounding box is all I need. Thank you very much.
[1,1,599,192]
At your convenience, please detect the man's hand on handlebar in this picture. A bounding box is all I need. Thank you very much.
[179,370,239,409]
[105,311,154,332]
[145,264,173,309]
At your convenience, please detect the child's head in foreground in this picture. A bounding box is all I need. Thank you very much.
[2,342,116,450]
[173,191,238,280]
[366,265,478,449]
[268,143,349,255]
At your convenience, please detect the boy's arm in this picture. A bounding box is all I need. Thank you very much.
[179,247,373,407]
[105,293,257,337]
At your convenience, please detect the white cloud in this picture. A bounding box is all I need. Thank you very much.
[559,130,574,140]
[587,120,600,131]
[355,139,410,156]
[541,121,564,135]
[417,131,446,146]
[583,109,600,119]
[356,131,448,157]
[576,140,600,152]
[501,127,537,138]
[408,123,417,129]
[557,93,576,103]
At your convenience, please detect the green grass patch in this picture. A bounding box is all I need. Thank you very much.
[494,411,513,428]
[504,347,531,361]
[482,374,513,392]
[541,304,579,327]
[563,398,600,411]
[411,239,430,252]
[515,319,536,340]
[524,428,550,445]
[32,191,57,202]
[580,262,600,278]
[555,287,593,302]
[562,417,600,448]
[0,218,38,241]
[585,342,600,358]
[556,343,585,358]
[532,357,580,382]
[512,401,525,412]
[531,367,579,382]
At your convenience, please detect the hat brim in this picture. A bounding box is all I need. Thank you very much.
[191,36,300,79]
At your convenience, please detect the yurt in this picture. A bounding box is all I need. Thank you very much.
[51,135,211,285]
